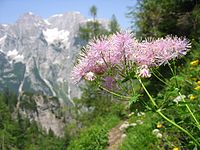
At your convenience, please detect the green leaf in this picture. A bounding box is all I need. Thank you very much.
[121,71,136,83]
[121,76,130,83]
[129,94,141,106]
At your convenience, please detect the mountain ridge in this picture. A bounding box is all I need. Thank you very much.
[0,11,93,105]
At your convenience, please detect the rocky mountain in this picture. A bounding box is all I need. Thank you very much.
[0,12,90,106]
[17,92,66,136]
[0,12,110,136]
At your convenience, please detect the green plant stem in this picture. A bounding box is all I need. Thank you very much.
[157,110,200,147]
[178,92,200,130]
[172,60,177,76]
[138,77,200,147]
[168,62,200,130]
[168,62,174,76]
[154,68,165,79]
[151,69,168,85]
[168,63,178,88]
[137,78,158,108]
[99,85,130,100]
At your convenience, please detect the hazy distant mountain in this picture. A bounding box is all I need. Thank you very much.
[0,12,96,105]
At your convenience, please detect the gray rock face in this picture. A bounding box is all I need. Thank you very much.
[0,12,110,136]
[18,93,65,136]
[0,12,87,105]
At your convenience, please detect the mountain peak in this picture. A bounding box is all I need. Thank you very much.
[17,12,43,24]
[48,12,84,20]
[0,11,109,105]
[28,12,34,15]
[20,12,37,18]
[0,11,85,104]
[50,14,63,18]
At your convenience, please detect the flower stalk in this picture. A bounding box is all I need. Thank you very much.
[99,85,131,100]
[71,31,196,147]
[157,110,200,147]
[178,92,200,131]
[137,77,158,108]
[139,78,200,147]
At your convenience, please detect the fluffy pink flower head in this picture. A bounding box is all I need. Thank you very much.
[71,60,89,83]
[109,32,137,64]
[153,36,191,66]
[71,32,191,83]
[71,37,110,83]
[131,36,191,67]
[131,40,156,67]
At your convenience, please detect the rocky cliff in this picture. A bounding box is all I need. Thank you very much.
[0,12,88,105]
[17,92,66,136]
[0,12,109,136]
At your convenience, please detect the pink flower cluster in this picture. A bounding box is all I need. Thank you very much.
[71,32,191,83]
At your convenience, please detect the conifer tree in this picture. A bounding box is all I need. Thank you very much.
[109,14,120,33]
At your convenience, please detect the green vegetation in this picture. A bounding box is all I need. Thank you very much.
[67,114,121,150]
[119,112,158,150]
[68,126,108,150]
[0,5,122,150]
[127,0,200,40]
[64,6,123,149]
[67,81,125,149]
[79,5,120,42]
[118,43,200,149]
[2,1,200,149]
[116,1,200,149]
[67,41,200,149]
[68,1,200,150]
[0,92,69,150]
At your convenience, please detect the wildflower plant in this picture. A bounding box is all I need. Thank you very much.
[71,32,200,147]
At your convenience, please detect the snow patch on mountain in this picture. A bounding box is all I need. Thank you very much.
[2,24,8,27]
[28,12,34,15]
[7,49,24,63]
[18,80,24,93]
[43,28,70,47]
[74,11,81,14]
[44,19,51,25]
[34,60,57,97]
[7,49,18,57]
[57,77,64,83]
[0,35,6,44]
[51,14,63,18]
[0,11,106,107]
[43,78,56,96]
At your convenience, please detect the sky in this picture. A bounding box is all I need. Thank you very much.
[0,0,137,29]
